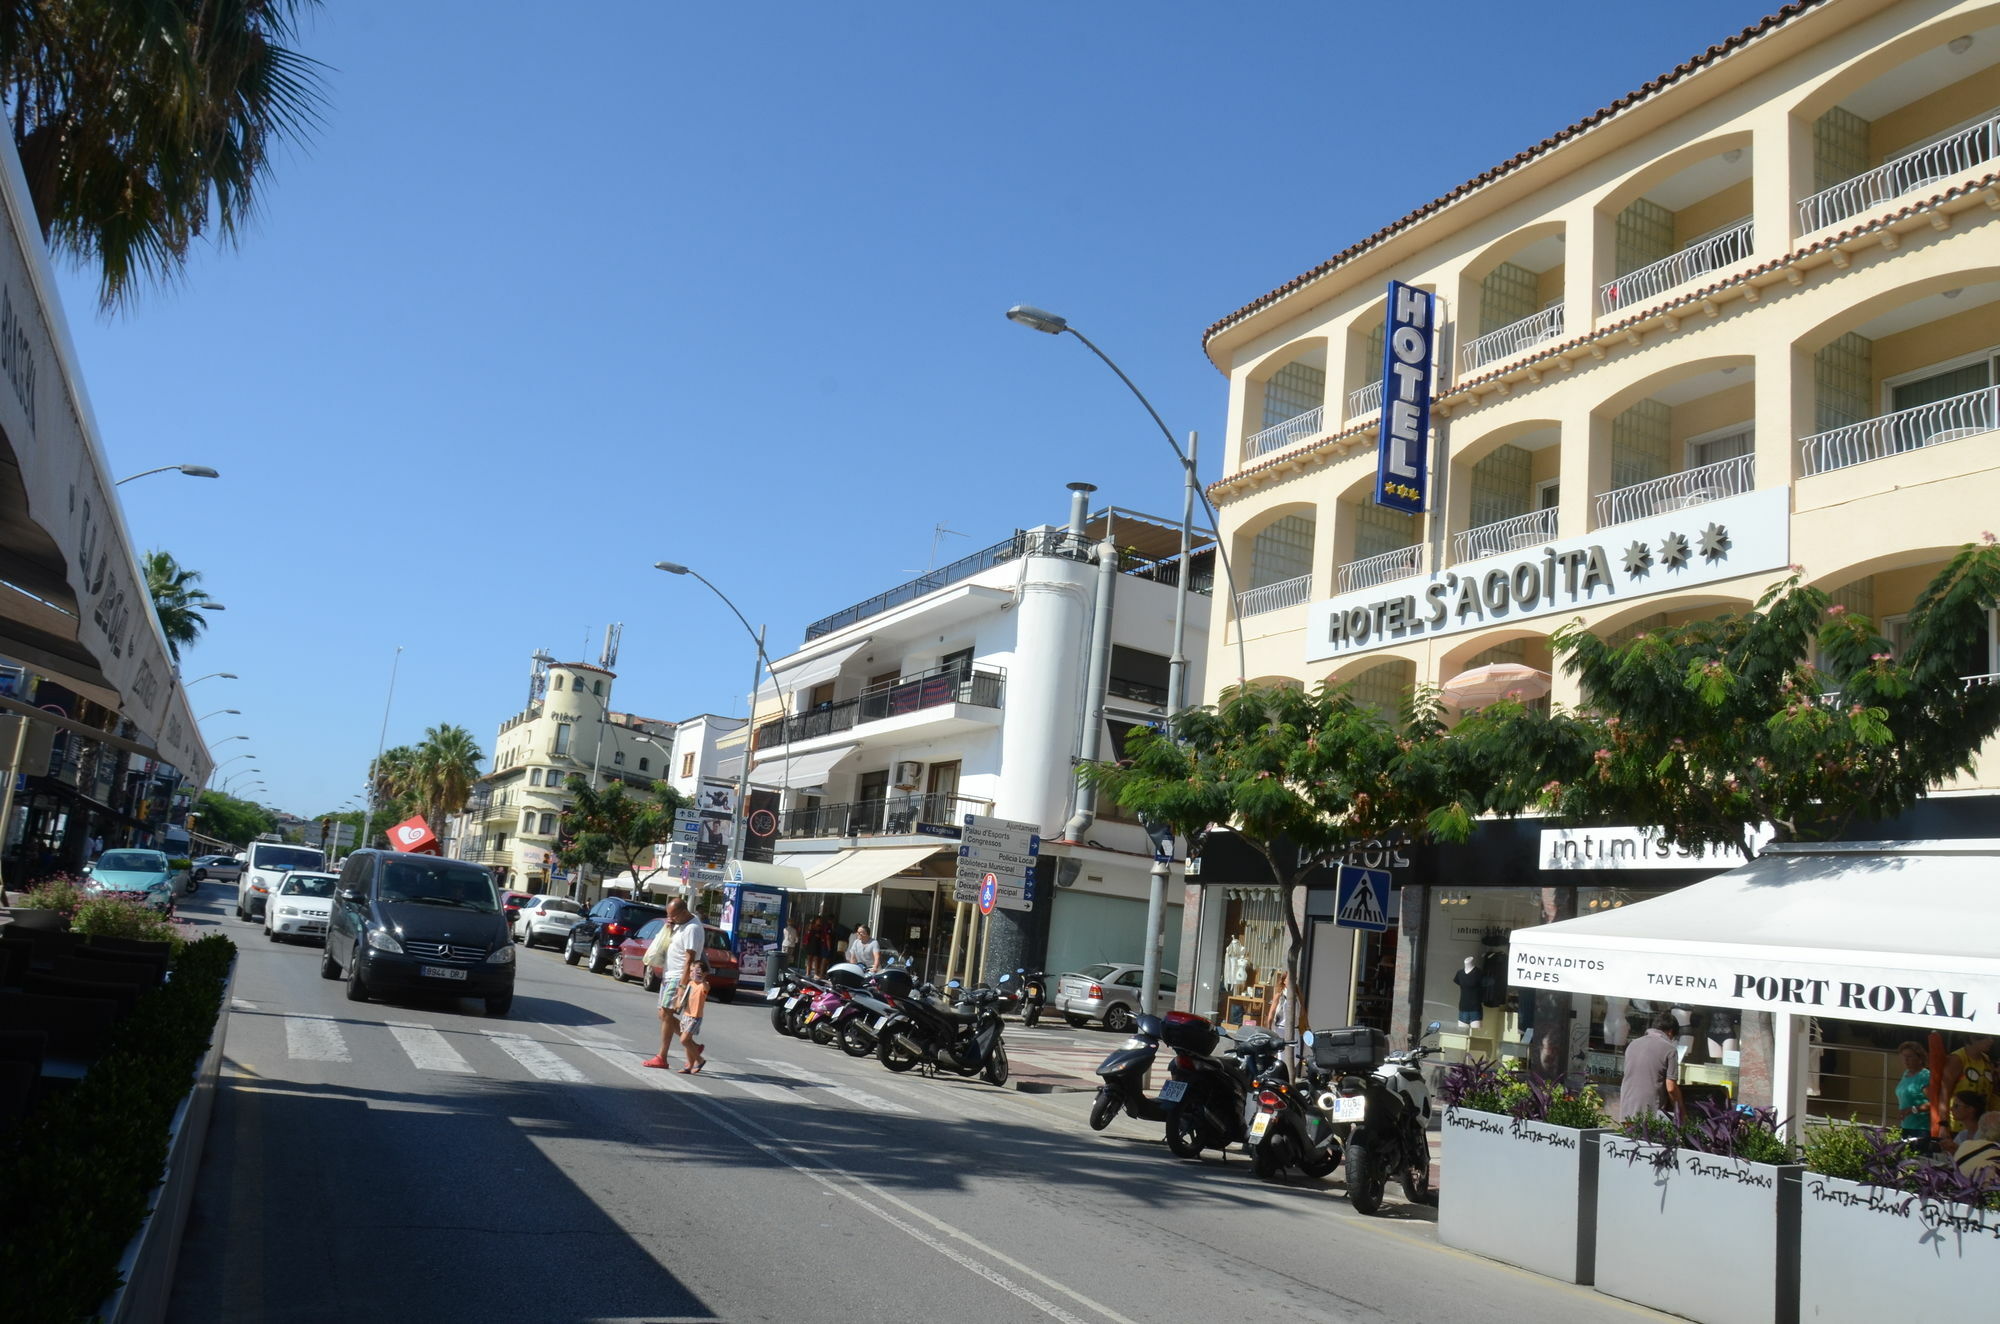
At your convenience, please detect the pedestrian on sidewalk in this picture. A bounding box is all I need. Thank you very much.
[641,896,705,1070]
[676,967,710,1074]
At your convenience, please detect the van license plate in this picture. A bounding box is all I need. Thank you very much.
[420,965,466,981]
[1157,1080,1187,1103]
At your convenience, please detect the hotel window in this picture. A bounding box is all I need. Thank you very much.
[1263,360,1324,429]
[1249,514,1314,588]
[1686,423,1754,470]
[613,750,626,765]
[1887,350,1995,415]
[594,680,605,696]
[1814,333,1873,432]
[520,811,534,833]
[639,757,650,772]
[529,769,542,786]
[553,674,565,690]
[1609,399,1670,490]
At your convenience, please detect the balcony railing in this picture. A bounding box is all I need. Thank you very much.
[1346,379,1383,420]
[1801,387,1998,476]
[1599,218,1753,315]
[753,664,1005,750]
[1458,304,1564,374]
[1245,406,1325,458]
[805,529,1092,640]
[1452,508,1558,563]
[1107,675,1169,706]
[779,792,994,840]
[1799,113,2000,233]
[1336,545,1423,594]
[1235,573,1313,618]
[1595,453,1756,527]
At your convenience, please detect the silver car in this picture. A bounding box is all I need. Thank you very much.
[514,894,585,949]
[1055,962,1178,1033]
[191,853,244,883]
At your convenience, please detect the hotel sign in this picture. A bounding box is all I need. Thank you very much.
[1305,486,1789,663]
[1374,281,1436,516]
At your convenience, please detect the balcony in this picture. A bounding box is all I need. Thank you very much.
[1799,113,1999,233]
[1801,387,1998,476]
[779,792,993,840]
[1235,573,1312,618]
[1599,219,1753,316]
[1335,545,1424,594]
[1594,453,1755,527]
[1458,305,1565,375]
[805,529,1091,640]
[1452,508,1558,563]
[1346,379,1383,420]
[1107,675,1168,706]
[753,664,1006,751]
[1245,406,1325,458]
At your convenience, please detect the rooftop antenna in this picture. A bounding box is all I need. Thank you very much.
[528,650,554,709]
[903,521,969,574]
[600,623,622,671]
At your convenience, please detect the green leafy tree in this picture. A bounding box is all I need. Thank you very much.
[413,724,483,830]
[363,744,419,844]
[555,776,688,892]
[191,789,273,845]
[142,549,219,662]
[0,0,328,307]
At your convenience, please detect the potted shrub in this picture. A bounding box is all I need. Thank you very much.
[1594,1103,1803,1324]
[4,875,87,930]
[1438,1057,1611,1283]
[1796,1119,2000,1315]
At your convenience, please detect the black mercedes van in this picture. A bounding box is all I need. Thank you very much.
[322,849,516,1016]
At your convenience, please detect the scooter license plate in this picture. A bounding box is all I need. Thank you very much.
[1330,1095,1367,1123]
[1250,1110,1274,1138]
[1157,1080,1188,1104]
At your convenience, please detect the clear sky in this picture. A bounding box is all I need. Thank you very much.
[66,0,1769,816]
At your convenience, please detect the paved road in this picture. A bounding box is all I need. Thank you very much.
[166,884,1663,1324]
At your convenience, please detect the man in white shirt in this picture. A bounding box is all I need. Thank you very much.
[641,896,704,1069]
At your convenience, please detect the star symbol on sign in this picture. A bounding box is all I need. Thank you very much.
[1623,541,1653,577]
[1698,522,1732,560]
[1659,531,1692,570]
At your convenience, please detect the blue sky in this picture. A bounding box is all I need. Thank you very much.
[69,0,1767,816]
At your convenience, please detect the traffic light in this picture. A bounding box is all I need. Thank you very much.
[319,817,331,848]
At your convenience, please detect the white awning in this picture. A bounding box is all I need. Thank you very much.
[1509,840,2000,1034]
[782,844,947,895]
[758,637,872,701]
[748,744,856,790]
[728,858,807,889]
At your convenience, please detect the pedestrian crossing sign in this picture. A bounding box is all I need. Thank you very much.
[1335,865,1391,932]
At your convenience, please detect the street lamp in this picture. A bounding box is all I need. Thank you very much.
[222,769,262,793]
[115,463,220,485]
[197,709,241,721]
[1007,302,1248,1018]
[186,672,239,685]
[213,735,248,747]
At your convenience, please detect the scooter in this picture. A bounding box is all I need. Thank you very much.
[1333,1022,1442,1214]
[877,979,1009,1085]
[1001,967,1048,1027]
[1163,1025,1287,1158]
[1240,1043,1342,1181]
[1090,1010,1220,1132]
[182,870,200,896]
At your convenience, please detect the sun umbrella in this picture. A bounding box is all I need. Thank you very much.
[1439,662,1552,709]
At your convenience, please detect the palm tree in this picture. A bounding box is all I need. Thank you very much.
[142,549,218,661]
[1,0,328,306]
[414,724,483,828]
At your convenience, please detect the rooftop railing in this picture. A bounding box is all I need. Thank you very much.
[1599,218,1753,316]
[1799,113,2000,233]
[1800,387,1997,476]
[804,529,1092,640]
[1595,452,1756,527]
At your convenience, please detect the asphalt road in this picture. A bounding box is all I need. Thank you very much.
[165,883,1665,1324]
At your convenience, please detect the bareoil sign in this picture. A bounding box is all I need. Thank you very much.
[1374,281,1436,516]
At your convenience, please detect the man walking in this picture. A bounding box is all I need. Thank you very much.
[641,896,705,1070]
[1620,1007,1684,1121]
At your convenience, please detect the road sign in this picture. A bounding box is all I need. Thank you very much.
[673,808,701,826]
[1335,865,1391,932]
[978,873,997,915]
[953,857,1035,912]
[958,843,1037,873]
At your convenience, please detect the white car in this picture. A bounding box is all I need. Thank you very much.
[514,894,585,949]
[265,870,338,944]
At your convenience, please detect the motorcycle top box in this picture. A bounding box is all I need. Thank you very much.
[875,967,915,998]
[1310,1026,1390,1073]
[1160,1010,1220,1055]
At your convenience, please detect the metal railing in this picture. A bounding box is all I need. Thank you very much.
[1458,304,1564,374]
[1801,387,1998,476]
[754,665,1005,750]
[1335,545,1423,594]
[1594,453,1756,527]
[1599,218,1753,315]
[1107,675,1169,705]
[1346,379,1383,421]
[1234,573,1312,617]
[779,792,993,840]
[1452,508,1558,563]
[804,529,1093,640]
[1245,406,1325,457]
[1799,113,2000,233]
[754,697,860,750]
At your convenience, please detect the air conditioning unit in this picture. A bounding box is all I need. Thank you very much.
[891,761,923,789]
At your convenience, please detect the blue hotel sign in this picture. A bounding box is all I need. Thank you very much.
[1374,281,1437,515]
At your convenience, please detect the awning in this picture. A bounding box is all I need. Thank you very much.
[728,858,806,889]
[1509,840,2000,1033]
[757,637,872,704]
[748,744,856,790]
[784,844,946,895]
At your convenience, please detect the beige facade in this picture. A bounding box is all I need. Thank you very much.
[1201,0,2000,799]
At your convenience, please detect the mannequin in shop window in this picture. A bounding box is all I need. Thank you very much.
[1224,935,1249,992]
[1453,957,1483,1029]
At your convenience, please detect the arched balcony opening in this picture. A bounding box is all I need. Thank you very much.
[1459,224,1567,375]
[1591,357,1757,529]
[1598,136,1755,317]
[1331,471,1425,594]
[1242,341,1330,461]
[1328,658,1417,720]
[1450,427,1561,564]
[1234,508,1317,618]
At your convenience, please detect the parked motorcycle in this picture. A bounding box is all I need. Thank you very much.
[1329,1022,1442,1214]
[1240,1039,1342,1181]
[1091,1009,1221,1132]
[830,968,903,1058]
[876,978,1009,1085]
[1163,1025,1288,1158]
[1000,967,1047,1027]
[767,970,819,1037]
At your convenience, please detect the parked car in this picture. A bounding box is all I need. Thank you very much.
[265,870,337,943]
[85,849,176,914]
[564,897,665,974]
[1055,963,1178,1032]
[321,849,515,1016]
[514,895,584,949]
[236,840,327,922]
[190,853,243,884]
[615,917,740,1001]
[501,890,533,929]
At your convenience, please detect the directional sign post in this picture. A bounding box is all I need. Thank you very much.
[954,813,1039,912]
[1334,864,1391,932]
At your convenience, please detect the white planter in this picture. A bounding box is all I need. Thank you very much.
[1438,1107,1604,1283]
[1798,1171,2000,1316]
[1594,1136,1801,1324]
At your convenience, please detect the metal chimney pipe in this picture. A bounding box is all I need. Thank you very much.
[1066,482,1096,538]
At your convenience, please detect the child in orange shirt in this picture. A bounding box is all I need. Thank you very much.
[676,969,709,1073]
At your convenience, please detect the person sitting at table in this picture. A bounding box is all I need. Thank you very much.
[1954,1112,2000,1179]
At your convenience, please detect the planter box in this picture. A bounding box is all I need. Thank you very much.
[1798,1172,2000,1316]
[1594,1136,1801,1324]
[96,957,236,1324]
[1438,1107,1604,1283]
[1,905,69,931]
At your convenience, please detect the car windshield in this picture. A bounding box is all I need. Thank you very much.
[1074,963,1117,980]
[282,875,336,897]
[379,862,498,911]
[97,851,165,872]
[251,844,324,872]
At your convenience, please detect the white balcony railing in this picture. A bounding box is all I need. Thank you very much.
[1801,387,1998,476]
[1458,304,1564,374]
[1246,406,1325,458]
[1335,545,1424,594]
[1234,573,1313,618]
[1594,453,1755,527]
[1452,508,1558,563]
[1599,218,1753,316]
[1799,114,2000,233]
[1346,379,1383,420]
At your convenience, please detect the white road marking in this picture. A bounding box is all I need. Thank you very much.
[487,1031,588,1083]
[577,1042,705,1094]
[568,1025,624,1047]
[230,998,259,1011]
[283,1014,349,1063]
[384,1020,473,1074]
[749,1057,917,1115]
[696,1060,796,1103]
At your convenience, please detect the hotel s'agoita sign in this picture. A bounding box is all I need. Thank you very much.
[1306,486,1791,664]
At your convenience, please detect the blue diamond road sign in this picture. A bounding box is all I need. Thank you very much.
[1335,865,1391,932]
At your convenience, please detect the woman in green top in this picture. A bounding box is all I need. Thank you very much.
[1896,1041,1932,1139]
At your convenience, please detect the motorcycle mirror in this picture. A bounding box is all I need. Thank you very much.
[1301,1030,1315,1048]
[1426,1020,1442,1034]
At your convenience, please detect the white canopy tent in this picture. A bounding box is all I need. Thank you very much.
[1510,840,2000,1135]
